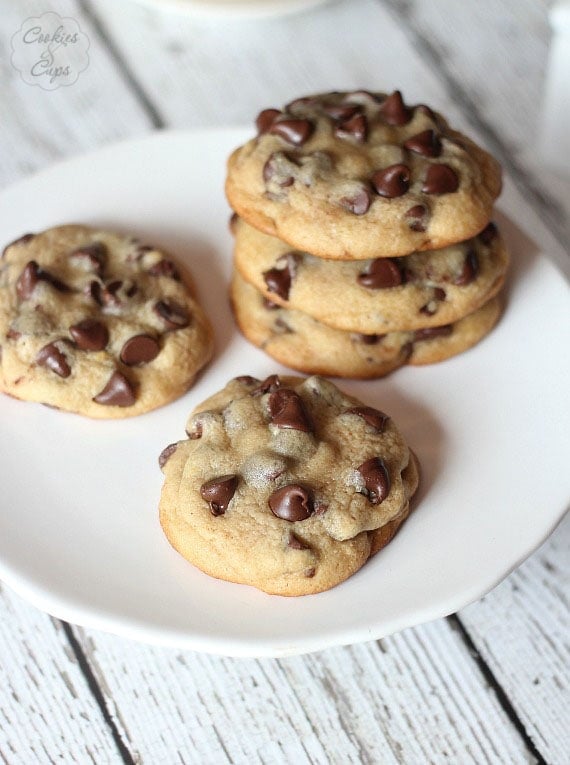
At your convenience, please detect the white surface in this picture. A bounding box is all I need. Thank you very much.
[0,128,568,658]
[127,0,332,18]
[540,1,570,175]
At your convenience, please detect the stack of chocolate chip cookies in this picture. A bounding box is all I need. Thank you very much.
[226,90,508,378]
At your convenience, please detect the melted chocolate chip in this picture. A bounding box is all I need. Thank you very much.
[322,103,361,121]
[148,260,180,279]
[16,261,70,300]
[414,325,453,341]
[372,164,411,198]
[200,475,238,516]
[158,442,178,469]
[262,253,299,300]
[454,250,479,286]
[154,300,190,330]
[36,342,71,378]
[268,388,312,432]
[352,333,384,345]
[405,204,429,232]
[256,108,281,134]
[380,90,412,126]
[263,152,297,187]
[69,319,109,351]
[269,119,314,146]
[357,457,391,505]
[287,532,310,550]
[335,113,368,143]
[120,334,160,366]
[404,129,442,158]
[358,258,403,289]
[85,280,103,305]
[251,374,281,396]
[93,371,136,407]
[2,233,34,257]
[420,287,446,315]
[345,406,389,432]
[69,242,106,275]
[422,164,459,194]
[269,484,313,521]
[479,221,498,245]
[340,187,372,215]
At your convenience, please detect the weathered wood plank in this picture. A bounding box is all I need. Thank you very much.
[0,0,151,188]
[0,584,121,764]
[75,618,533,765]
[460,513,570,765]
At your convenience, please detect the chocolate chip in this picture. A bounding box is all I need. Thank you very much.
[287,532,310,550]
[186,421,203,440]
[304,567,316,578]
[422,164,459,194]
[235,375,259,386]
[251,374,281,396]
[340,186,372,215]
[454,250,479,286]
[479,222,498,245]
[93,371,136,407]
[335,113,368,143]
[85,280,103,304]
[269,484,313,521]
[154,300,190,330]
[404,129,442,157]
[357,457,390,505]
[268,388,312,432]
[263,153,296,187]
[414,325,453,341]
[2,233,34,257]
[16,261,39,300]
[148,260,180,280]
[69,242,106,275]
[158,442,178,469]
[322,103,361,121]
[345,406,389,432]
[120,334,160,366]
[380,90,412,126]
[256,108,281,134]
[200,475,238,516]
[372,164,411,198]
[36,342,71,378]
[6,328,21,340]
[405,204,429,232]
[269,119,314,146]
[358,258,403,289]
[352,333,384,345]
[69,319,109,351]
[420,287,446,315]
[263,253,299,300]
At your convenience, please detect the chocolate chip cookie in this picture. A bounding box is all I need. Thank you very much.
[159,374,420,595]
[0,225,213,417]
[226,90,502,260]
[233,217,507,333]
[230,271,502,379]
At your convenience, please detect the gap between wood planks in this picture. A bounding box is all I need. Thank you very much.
[55,2,553,762]
[378,0,568,257]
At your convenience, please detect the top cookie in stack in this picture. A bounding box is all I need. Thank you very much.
[226,89,507,378]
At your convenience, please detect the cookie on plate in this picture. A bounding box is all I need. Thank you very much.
[226,90,502,260]
[0,225,213,418]
[159,374,420,595]
[233,217,508,333]
[230,271,503,379]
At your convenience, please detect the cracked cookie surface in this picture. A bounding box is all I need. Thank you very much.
[226,90,502,260]
[0,225,213,417]
[159,374,419,595]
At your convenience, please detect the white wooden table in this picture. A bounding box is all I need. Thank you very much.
[1,1,568,762]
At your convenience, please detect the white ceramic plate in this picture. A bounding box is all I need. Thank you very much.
[0,129,568,657]
[128,0,332,19]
